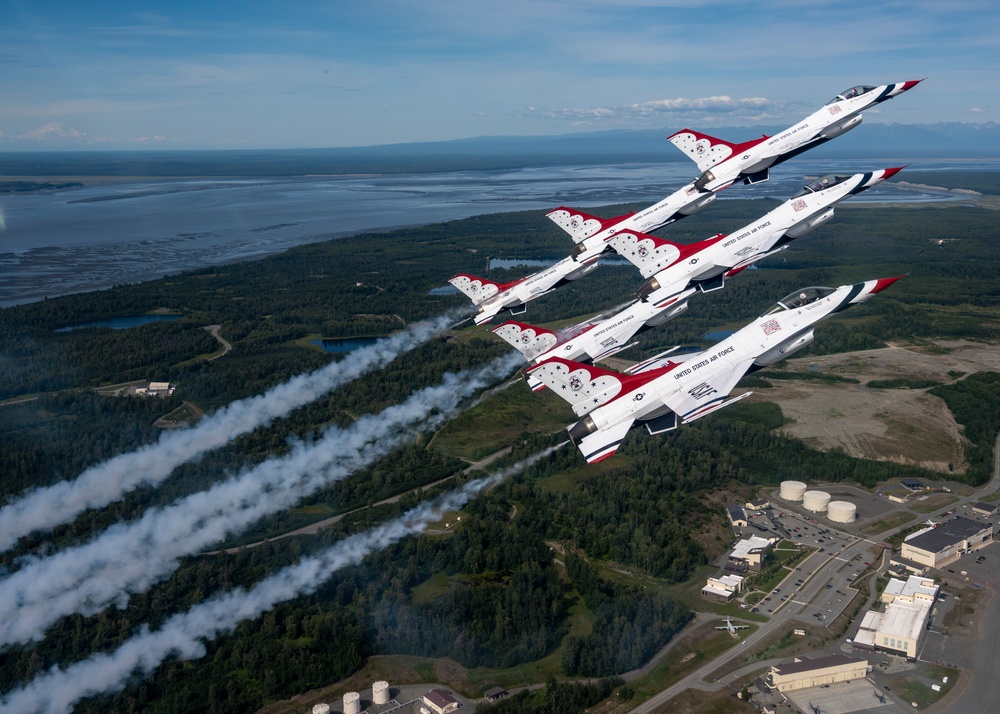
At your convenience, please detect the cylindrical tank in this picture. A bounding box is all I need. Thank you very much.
[780,480,808,501]
[802,490,831,513]
[343,692,360,714]
[373,681,390,705]
[312,705,330,714]
[828,501,857,523]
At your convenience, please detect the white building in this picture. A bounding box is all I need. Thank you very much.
[702,574,746,602]
[135,381,175,397]
[422,689,461,714]
[852,575,939,660]
[728,536,777,571]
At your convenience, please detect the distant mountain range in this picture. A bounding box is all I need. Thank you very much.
[2,122,998,177]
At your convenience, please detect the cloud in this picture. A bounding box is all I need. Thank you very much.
[528,95,784,126]
[18,122,89,141]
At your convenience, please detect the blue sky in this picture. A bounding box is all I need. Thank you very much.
[0,0,996,150]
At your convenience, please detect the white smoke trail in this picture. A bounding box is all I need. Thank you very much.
[0,312,463,553]
[0,351,524,648]
[0,444,564,714]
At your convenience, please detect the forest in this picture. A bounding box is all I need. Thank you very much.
[1,192,999,712]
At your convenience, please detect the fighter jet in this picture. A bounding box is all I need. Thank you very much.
[452,170,730,325]
[449,254,600,326]
[715,615,750,637]
[606,168,903,304]
[527,277,902,463]
[492,289,696,390]
[669,80,921,191]
[545,177,721,264]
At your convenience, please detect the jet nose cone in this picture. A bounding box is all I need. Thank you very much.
[881,166,906,180]
[869,275,906,294]
[900,79,924,92]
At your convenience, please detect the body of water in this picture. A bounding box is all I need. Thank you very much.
[309,337,382,353]
[54,314,183,333]
[1,159,991,307]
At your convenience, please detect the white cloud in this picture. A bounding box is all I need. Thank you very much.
[528,95,784,126]
[19,122,88,141]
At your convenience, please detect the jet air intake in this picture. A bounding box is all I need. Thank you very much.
[822,114,863,139]
[785,208,834,239]
[754,329,815,366]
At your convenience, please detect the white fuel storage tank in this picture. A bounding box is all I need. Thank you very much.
[780,480,808,501]
[802,490,831,513]
[827,501,857,523]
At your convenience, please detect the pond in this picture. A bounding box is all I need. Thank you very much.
[309,337,382,353]
[55,314,183,333]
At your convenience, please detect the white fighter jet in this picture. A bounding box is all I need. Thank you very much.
[492,288,696,390]
[527,277,902,463]
[606,167,904,304]
[669,80,921,191]
[449,256,600,326]
[545,178,721,264]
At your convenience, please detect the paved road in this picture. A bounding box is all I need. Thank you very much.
[203,324,233,360]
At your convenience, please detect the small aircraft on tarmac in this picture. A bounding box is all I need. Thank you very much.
[715,615,750,638]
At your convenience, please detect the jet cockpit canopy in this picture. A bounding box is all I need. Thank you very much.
[761,286,836,316]
[828,85,876,104]
[792,174,852,198]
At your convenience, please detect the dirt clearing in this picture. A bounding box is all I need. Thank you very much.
[750,340,1000,473]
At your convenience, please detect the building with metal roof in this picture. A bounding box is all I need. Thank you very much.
[766,654,868,692]
[900,516,993,568]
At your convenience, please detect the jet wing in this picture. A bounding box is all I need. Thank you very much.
[665,356,757,423]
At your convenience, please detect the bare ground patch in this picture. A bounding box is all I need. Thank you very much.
[750,340,1000,473]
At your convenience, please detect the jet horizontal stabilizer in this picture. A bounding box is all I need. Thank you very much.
[569,417,636,464]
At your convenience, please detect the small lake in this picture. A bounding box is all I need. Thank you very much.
[309,337,382,353]
[55,314,183,333]
[703,330,735,341]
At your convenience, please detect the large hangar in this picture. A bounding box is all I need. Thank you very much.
[901,517,994,568]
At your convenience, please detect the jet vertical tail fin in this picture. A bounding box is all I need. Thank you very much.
[449,273,524,308]
[667,129,769,174]
[526,358,630,416]
[448,273,503,305]
[492,321,559,360]
[605,229,687,278]
[546,207,634,244]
